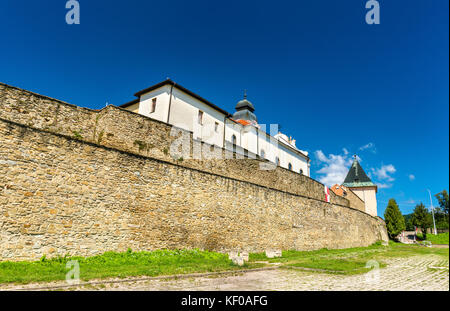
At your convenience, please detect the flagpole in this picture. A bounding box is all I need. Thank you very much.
[427,189,437,235]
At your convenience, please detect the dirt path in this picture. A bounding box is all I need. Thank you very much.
[1,255,448,291]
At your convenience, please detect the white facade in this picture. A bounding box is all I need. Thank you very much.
[124,81,310,176]
[224,119,242,147]
[138,85,171,123]
[137,85,226,148]
[350,187,378,217]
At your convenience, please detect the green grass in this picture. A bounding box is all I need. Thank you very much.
[249,241,449,275]
[284,258,384,275]
[1,242,448,284]
[0,249,263,284]
[417,232,449,245]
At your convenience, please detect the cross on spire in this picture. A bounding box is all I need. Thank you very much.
[243,89,247,99]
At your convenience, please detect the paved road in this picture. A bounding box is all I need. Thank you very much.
[2,255,448,291]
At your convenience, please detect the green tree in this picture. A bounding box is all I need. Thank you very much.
[384,199,405,240]
[411,203,432,239]
[425,190,450,230]
[435,190,449,214]
[404,214,414,231]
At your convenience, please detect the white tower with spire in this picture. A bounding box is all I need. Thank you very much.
[342,155,378,216]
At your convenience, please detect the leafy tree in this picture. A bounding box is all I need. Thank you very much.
[384,199,405,240]
[403,214,414,231]
[434,190,449,230]
[435,216,449,230]
[411,203,432,239]
[435,190,449,215]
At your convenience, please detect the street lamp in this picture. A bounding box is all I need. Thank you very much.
[427,189,437,235]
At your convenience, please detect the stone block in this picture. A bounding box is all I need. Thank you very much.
[265,250,282,258]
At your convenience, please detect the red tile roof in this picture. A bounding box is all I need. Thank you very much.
[234,119,251,126]
[331,184,345,196]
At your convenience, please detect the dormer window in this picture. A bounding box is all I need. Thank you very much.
[288,163,292,171]
[275,157,280,166]
[260,149,265,159]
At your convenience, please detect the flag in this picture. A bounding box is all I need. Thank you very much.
[324,185,330,203]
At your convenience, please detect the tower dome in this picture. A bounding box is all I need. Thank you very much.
[235,97,255,112]
[232,91,257,122]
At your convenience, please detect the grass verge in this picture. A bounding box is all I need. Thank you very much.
[0,249,263,284]
[283,258,386,275]
[1,241,448,284]
[417,232,449,245]
[249,241,448,275]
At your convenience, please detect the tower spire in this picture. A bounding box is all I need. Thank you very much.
[343,156,374,187]
[352,154,359,177]
[342,154,378,217]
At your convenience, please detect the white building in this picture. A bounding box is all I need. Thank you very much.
[121,79,310,176]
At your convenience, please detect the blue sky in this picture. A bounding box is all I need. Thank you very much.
[0,0,448,217]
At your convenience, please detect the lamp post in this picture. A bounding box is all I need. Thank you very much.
[427,189,437,235]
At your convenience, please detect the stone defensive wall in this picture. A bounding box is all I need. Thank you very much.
[0,83,388,261]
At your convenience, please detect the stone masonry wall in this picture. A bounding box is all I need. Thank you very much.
[345,188,366,212]
[0,82,348,206]
[0,119,388,261]
[0,83,388,261]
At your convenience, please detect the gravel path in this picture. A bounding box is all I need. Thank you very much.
[2,255,448,291]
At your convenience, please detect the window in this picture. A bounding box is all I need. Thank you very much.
[288,163,292,171]
[299,169,303,175]
[214,122,219,132]
[231,134,237,145]
[198,110,204,125]
[231,134,237,158]
[275,157,280,166]
[260,149,265,159]
[150,98,157,113]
